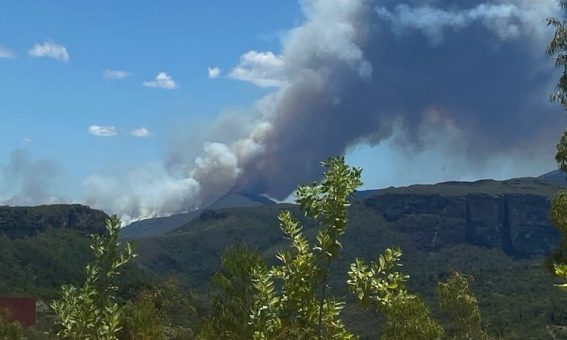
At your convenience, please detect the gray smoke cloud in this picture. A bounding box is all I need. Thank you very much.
[84,0,565,222]
[1,149,69,206]
[233,0,563,198]
[376,0,554,44]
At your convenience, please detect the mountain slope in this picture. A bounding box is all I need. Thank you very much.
[0,205,151,299]
[132,177,567,339]
[120,193,276,240]
[540,169,566,185]
[0,204,108,239]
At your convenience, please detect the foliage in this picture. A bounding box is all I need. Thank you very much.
[199,245,266,340]
[0,307,25,340]
[347,248,408,309]
[347,248,443,339]
[547,0,567,111]
[380,296,443,340]
[438,272,488,340]
[51,215,136,340]
[251,156,361,339]
[120,277,195,340]
[547,0,567,290]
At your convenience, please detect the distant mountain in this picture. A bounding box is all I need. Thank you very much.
[1,178,567,338]
[209,192,276,209]
[0,204,149,299]
[132,176,567,339]
[0,204,108,239]
[539,169,566,185]
[119,192,276,240]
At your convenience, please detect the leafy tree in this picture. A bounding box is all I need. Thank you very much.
[51,216,136,340]
[250,156,361,339]
[438,272,488,340]
[347,248,443,339]
[119,292,164,340]
[199,245,266,339]
[120,277,195,340]
[547,0,567,288]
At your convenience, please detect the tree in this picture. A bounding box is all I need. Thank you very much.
[547,0,567,288]
[438,273,488,340]
[199,245,266,339]
[250,156,361,339]
[120,277,195,340]
[51,216,136,340]
[347,248,443,339]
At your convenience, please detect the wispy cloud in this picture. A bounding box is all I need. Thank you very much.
[229,51,285,87]
[208,66,221,79]
[28,41,69,62]
[130,127,151,138]
[103,69,130,80]
[88,125,117,137]
[143,72,178,89]
[0,46,15,59]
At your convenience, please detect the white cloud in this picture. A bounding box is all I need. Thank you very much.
[143,72,178,89]
[21,137,32,143]
[88,125,117,137]
[0,47,15,59]
[229,51,286,87]
[103,69,130,80]
[28,41,69,62]
[208,66,221,79]
[130,127,151,138]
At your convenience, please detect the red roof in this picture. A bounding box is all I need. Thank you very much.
[0,297,36,327]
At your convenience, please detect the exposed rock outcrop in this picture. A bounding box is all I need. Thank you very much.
[0,204,108,239]
[364,192,560,257]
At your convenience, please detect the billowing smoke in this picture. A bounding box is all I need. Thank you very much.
[85,0,565,222]
[1,149,69,206]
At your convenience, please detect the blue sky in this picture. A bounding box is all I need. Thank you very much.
[0,1,299,198]
[0,0,563,219]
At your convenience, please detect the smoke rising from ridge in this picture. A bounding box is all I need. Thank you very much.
[84,0,565,222]
[1,149,69,206]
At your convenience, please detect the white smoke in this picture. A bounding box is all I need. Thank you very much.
[1,149,70,206]
[83,163,200,225]
[83,0,562,223]
[83,0,371,221]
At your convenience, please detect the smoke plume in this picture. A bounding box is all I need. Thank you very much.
[84,0,565,222]
[1,149,69,206]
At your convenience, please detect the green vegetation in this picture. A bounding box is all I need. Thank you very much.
[120,277,196,339]
[547,0,567,295]
[51,216,136,340]
[28,157,488,339]
[372,177,562,199]
[0,307,25,340]
[5,2,567,333]
[438,273,488,340]
[1,156,565,338]
[131,188,566,338]
[348,248,443,339]
[199,245,266,339]
[250,157,361,339]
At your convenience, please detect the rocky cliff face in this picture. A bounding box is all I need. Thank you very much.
[364,192,560,257]
[0,204,108,239]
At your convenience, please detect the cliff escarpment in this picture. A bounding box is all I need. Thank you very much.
[0,204,108,239]
[364,191,559,257]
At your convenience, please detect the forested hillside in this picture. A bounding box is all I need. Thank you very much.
[130,177,567,339]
